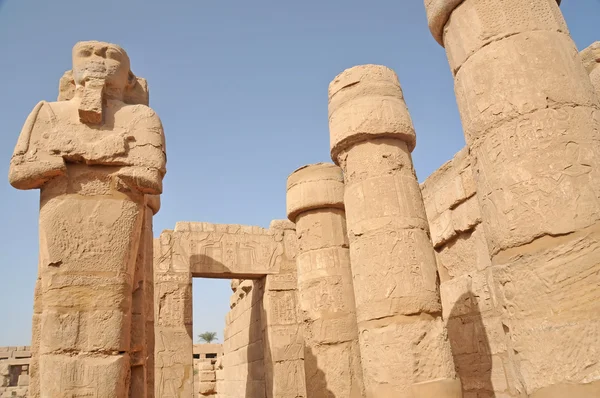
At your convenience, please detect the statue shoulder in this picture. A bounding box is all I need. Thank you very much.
[114,104,167,195]
[124,104,164,131]
[13,101,55,156]
[9,100,66,190]
[123,103,166,151]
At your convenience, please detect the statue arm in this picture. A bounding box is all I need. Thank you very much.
[118,106,167,195]
[8,101,66,190]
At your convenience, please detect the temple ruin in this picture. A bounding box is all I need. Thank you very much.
[7,1,600,397]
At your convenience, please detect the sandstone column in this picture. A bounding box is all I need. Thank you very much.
[424,1,600,396]
[8,41,166,397]
[286,163,365,398]
[328,65,461,398]
[582,42,600,95]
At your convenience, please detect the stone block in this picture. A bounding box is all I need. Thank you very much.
[198,381,216,395]
[198,370,216,382]
[434,175,466,214]
[430,209,454,248]
[17,375,29,387]
[358,318,456,396]
[436,225,492,280]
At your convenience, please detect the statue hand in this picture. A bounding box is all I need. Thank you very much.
[9,153,66,190]
[117,166,163,195]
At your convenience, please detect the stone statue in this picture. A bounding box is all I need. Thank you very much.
[8,41,166,397]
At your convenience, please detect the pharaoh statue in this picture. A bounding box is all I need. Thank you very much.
[8,41,166,397]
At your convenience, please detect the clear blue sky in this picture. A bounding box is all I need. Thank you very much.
[1,0,598,345]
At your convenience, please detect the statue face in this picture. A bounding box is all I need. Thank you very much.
[72,41,131,90]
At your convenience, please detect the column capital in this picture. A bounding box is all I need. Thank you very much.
[286,163,344,221]
[424,0,465,46]
[424,0,562,47]
[328,64,416,162]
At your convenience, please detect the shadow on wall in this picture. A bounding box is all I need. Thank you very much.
[190,254,234,278]
[246,279,266,398]
[447,289,495,397]
[304,347,335,398]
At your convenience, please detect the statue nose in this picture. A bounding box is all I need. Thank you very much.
[93,46,108,57]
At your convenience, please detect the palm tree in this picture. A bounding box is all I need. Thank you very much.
[198,331,218,344]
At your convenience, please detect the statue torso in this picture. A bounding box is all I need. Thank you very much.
[43,99,149,166]
[37,99,157,202]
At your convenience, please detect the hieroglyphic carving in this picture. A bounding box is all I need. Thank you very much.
[189,232,282,274]
[159,223,285,277]
[265,290,298,326]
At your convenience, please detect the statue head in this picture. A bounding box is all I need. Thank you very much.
[72,41,132,93]
[58,41,149,124]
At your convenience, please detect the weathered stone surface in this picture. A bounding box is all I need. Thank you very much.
[8,41,165,398]
[287,163,364,398]
[329,64,458,397]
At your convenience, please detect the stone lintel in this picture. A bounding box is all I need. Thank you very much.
[158,222,285,278]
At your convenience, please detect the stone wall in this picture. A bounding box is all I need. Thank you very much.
[193,344,223,397]
[194,344,223,365]
[422,148,517,397]
[218,279,266,397]
[0,346,31,398]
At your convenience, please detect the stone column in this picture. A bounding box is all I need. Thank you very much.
[424,1,600,396]
[328,65,461,398]
[286,163,365,398]
[581,42,600,95]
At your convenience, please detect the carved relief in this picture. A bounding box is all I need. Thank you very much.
[190,232,282,274]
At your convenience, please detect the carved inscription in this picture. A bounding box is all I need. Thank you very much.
[185,230,284,276]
